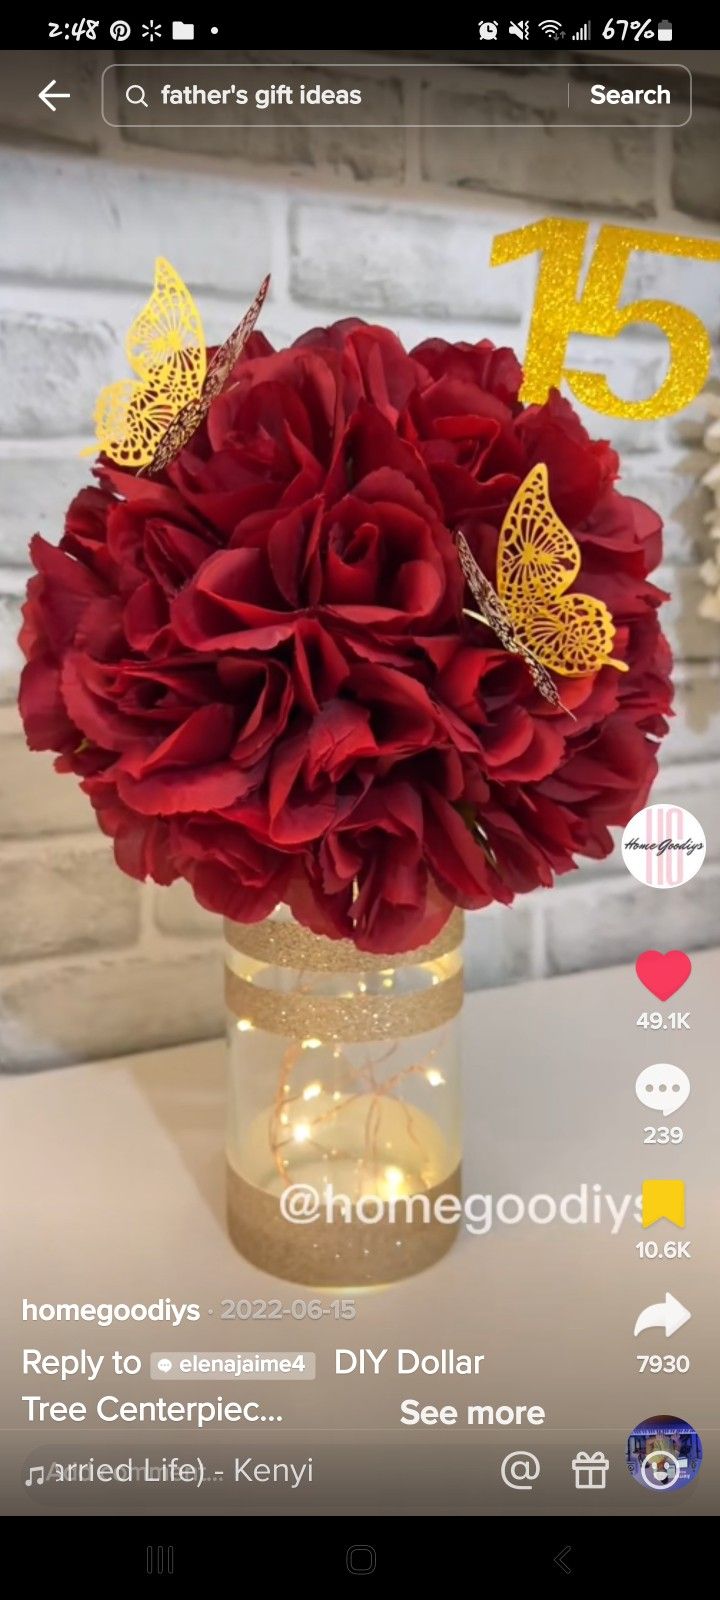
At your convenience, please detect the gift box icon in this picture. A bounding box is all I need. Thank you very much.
[572,1450,609,1489]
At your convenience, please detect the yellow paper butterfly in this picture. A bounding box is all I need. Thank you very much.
[89,259,206,470]
[456,462,628,708]
[88,258,270,473]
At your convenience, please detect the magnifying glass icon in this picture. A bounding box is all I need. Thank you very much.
[125,84,149,109]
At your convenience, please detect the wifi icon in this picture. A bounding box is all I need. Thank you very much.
[539,18,564,36]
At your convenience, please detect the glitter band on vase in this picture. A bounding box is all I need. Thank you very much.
[225,964,464,1043]
[224,910,464,972]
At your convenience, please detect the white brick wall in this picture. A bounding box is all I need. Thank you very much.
[2,57,720,1068]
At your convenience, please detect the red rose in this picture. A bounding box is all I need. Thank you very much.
[18,318,672,953]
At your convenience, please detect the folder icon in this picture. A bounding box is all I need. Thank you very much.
[642,1179,685,1228]
[172,21,195,39]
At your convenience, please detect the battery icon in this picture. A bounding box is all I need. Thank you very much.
[657,19,673,39]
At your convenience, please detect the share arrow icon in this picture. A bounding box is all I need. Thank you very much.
[633,1292,691,1339]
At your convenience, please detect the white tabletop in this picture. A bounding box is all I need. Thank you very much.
[3,950,718,1516]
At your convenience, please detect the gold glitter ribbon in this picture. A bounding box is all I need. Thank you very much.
[225,966,463,1042]
[224,910,464,972]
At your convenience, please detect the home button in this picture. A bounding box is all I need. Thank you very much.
[346,1545,377,1575]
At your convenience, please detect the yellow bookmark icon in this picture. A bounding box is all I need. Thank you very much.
[642,1179,685,1228]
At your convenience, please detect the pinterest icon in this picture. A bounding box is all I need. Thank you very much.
[621,803,706,888]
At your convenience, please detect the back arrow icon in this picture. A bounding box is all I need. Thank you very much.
[633,1291,691,1338]
[39,80,71,112]
[553,1546,572,1575]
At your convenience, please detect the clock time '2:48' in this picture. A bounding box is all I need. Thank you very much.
[48,19,100,40]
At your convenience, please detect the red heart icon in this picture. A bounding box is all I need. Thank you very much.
[635,949,692,1001]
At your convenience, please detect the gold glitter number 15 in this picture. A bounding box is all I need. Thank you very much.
[492,218,720,421]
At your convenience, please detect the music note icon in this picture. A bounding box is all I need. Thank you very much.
[25,1465,44,1487]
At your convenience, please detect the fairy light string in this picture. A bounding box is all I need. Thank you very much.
[227,922,459,1199]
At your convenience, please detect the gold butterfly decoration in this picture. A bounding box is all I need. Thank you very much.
[88,258,270,473]
[456,463,628,709]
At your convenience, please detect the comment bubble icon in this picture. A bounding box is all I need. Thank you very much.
[635,1064,690,1118]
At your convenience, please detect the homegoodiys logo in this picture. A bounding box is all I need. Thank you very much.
[621,803,706,888]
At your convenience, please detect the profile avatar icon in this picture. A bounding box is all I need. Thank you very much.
[627,1414,702,1492]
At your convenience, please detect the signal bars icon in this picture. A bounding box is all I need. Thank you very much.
[572,20,591,39]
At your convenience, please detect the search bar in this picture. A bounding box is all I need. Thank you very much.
[101,62,692,129]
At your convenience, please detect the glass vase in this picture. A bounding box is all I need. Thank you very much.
[224,908,464,1288]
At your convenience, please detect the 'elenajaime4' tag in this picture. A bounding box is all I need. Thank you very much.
[492,218,720,421]
[622,803,706,888]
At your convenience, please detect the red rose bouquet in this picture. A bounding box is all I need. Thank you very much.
[18,284,672,954]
